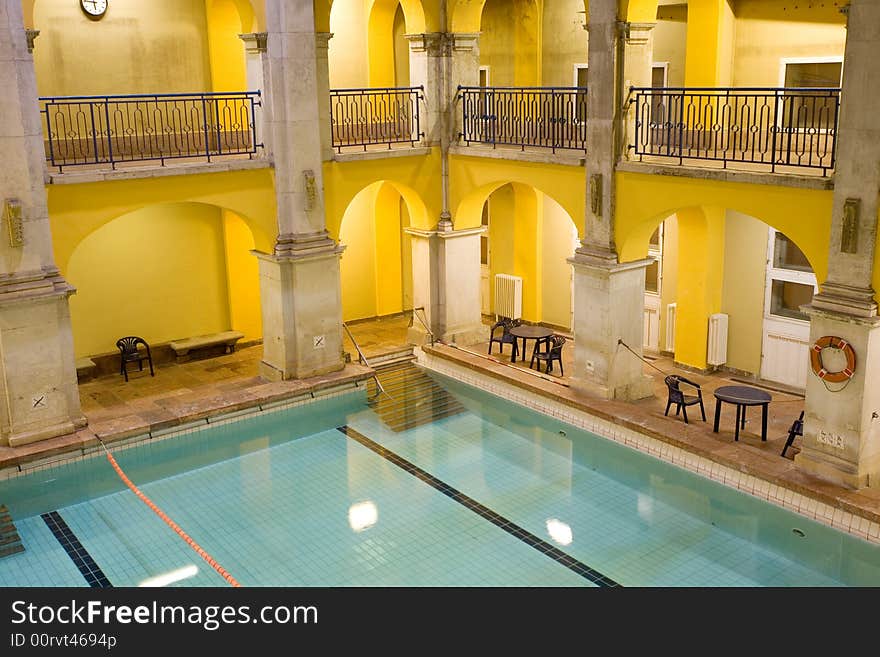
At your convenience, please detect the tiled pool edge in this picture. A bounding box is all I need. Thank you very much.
[417,349,880,546]
[0,381,369,482]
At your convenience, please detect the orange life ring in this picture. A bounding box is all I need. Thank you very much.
[810,335,856,383]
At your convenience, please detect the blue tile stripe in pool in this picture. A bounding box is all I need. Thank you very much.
[41,511,112,588]
[337,425,620,587]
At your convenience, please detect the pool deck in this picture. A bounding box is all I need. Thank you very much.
[1,313,879,540]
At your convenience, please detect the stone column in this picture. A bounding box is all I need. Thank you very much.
[621,22,655,161]
[405,226,486,347]
[407,33,444,146]
[255,0,344,381]
[569,0,653,401]
[797,0,880,489]
[315,32,333,161]
[238,32,270,158]
[0,3,85,446]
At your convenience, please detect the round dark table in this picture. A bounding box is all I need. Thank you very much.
[507,325,554,362]
[712,385,772,442]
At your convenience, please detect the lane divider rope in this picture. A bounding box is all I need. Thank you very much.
[100,440,241,587]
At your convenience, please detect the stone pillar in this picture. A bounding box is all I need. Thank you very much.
[0,4,85,446]
[621,22,655,160]
[797,0,880,488]
[407,33,444,146]
[405,226,486,347]
[238,32,269,158]
[315,32,333,161]
[569,0,653,401]
[255,0,344,381]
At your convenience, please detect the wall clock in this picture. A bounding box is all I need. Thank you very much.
[80,0,108,20]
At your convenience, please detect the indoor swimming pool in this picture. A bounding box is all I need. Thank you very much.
[1,364,878,588]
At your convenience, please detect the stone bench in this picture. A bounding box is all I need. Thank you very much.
[169,330,245,362]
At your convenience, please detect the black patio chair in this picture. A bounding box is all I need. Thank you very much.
[781,411,805,457]
[530,334,566,375]
[488,317,520,357]
[663,375,705,424]
[116,336,154,382]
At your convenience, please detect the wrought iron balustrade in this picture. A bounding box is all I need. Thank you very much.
[39,91,262,170]
[330,86,423,152]
[630,87,840,175]
[458,86,588,153]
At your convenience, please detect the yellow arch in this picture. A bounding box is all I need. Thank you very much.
[328,178,430,240]
[614,171,832,284]
[450,156,584,233]
[315,0,332,32]
[47,168,277,273]
[617,0,659,22]
[450,0,486,32]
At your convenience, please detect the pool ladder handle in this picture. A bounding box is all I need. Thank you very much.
[342,322,391,402]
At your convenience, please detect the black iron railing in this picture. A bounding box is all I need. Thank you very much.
[330,86,423,152]
[39,91,262,170]
[630,87,840,175]
[458,86,588,153]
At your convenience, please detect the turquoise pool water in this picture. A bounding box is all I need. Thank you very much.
[1,370,878,587]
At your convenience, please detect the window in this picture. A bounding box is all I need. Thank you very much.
[770,281,814,321]
[781,59,843,131]
[649,63,669,127]
[645,260,660,294]
[645,223,663,295]
[765,228,816,323]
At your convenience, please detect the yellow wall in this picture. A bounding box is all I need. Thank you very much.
[205,0,247,91]
[732,0,846,87]
[540,195,578,329]
[393,4,410,87]
[653,12,687,87]
[684,0,735,86]
[541,0,587,87]
[479,0,541,86]
[339,184,380,321]
[337,181,410,321]
[66,203,231,358]
[222,210,262,339]
[721,211,767,375]
[33,0,212,95]
[330,0,370,88]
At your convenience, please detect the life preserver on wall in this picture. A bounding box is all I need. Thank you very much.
[810,335,856,383]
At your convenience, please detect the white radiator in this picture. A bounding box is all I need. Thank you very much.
[494,274,523,320]
[707,312,729,366]
[664,303,676,353]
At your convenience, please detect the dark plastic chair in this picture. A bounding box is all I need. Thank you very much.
[488,317,520,357]
[116,336,154,382]
[663,375,705,423]
[781,411,805,457]
[530,334,566,375]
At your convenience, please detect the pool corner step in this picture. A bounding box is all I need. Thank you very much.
[0,504,25,559]
[370,361,466,431]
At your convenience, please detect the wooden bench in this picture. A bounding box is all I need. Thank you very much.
[169,330,245,362]
[75,357,97,381]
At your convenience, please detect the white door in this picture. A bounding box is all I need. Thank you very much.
[480,199,491,315]
[760,229,817,388]
[643,224,663,352]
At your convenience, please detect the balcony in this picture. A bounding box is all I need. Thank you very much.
[330,86,424,154]
[630,87,840,176]
[39,91,262,172]
[458,86,588,154]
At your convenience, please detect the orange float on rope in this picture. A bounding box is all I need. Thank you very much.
[810,335,856,384]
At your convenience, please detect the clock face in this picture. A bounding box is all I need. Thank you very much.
[80,0,108,18]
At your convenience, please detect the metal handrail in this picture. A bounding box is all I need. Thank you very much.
[410,307,435,346]
[629,86,840,175]
[457,85,588,153]
[342,322,388,401]
[39,90,262,171]
[329,86,424,152]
